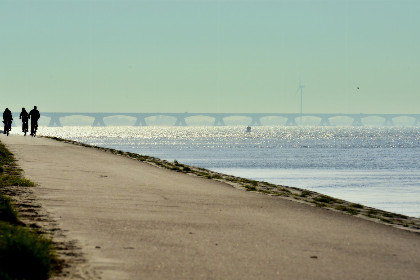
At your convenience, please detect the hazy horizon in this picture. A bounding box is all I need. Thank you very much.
[1,0,419,114]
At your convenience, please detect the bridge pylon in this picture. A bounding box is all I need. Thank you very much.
[92,116,106,127]
[285,117,297,126]
[384,117,394,126]
[319,117,331,126]
[48,116,62,127]
[174,117,187,126]
[352,117,363,126]
[134,117,147,126]
[213,117,225,126]
[250,117,262,126]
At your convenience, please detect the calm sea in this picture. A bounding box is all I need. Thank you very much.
[38,126,420,217]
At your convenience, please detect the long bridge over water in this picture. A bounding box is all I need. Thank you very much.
[15,112,420,127]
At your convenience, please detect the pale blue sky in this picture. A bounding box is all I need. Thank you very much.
[1,0,419,113]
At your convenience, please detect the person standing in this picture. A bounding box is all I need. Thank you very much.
[29,106,40,136]
[19,107,29,136]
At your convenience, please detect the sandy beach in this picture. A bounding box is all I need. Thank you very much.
[1,134,419,279]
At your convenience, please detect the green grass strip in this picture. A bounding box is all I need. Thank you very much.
[0,140,58,279]
[0,222,55,280]
[0,175,35,187]
[0,194,18,225]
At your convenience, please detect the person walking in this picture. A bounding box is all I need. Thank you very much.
[3,108,13,136]
[19,107,29,136]
[29,106,40,136]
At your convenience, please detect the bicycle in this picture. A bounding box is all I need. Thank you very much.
[22,121,28,136]
[31,123,38,137]
[3,120,12,136]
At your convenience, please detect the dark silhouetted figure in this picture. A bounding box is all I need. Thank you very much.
[29,106,40,137]
[20,107,29,136]
[3,108,13,136]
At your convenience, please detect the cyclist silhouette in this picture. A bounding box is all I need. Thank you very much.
[3,108,13,136]
[29,106,40,136]
[20,107,29,136]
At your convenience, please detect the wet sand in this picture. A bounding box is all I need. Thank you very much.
[1,135,419,279]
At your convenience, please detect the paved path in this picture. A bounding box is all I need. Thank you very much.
[1,135,419,279]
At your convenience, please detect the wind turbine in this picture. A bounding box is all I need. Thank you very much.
[296,79,305,121]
